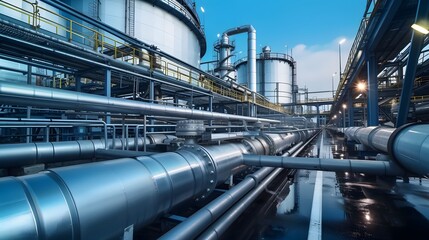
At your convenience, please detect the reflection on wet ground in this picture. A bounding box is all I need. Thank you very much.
[227,129,429,240]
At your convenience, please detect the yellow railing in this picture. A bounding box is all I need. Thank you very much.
[0,0,287,113]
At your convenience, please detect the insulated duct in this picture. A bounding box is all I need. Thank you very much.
[343,124,429,176]
[0,82,277,123]
[0,129,315,239]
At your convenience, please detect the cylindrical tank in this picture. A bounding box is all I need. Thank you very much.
[22,0,206,67]
[236,46,294,104]
[214,34,235,80]
[98,0,205,67]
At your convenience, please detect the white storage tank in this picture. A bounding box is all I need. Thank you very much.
[236,46,295,104]
[63,0,206,67]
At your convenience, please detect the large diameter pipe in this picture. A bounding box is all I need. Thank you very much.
[344,124,429,175]
[0,130,315,239]
[388,124,429,175]
[0,150,210,239]
[0,82,278,123]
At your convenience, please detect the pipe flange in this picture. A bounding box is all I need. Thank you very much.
[241,139,255,154]
[175,120,206,138]
[179,144,217,201]
[259,134,275,155]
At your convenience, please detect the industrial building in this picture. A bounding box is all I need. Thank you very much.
[0,0,429,239]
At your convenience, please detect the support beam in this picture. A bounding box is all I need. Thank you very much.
[149,80,155,103]
[105,68,111,124]
[396,0,429,127]
[316,105,320,128]
[26,60,32,143]
[209,96,213,126]
[75,75,82,92]
[348,95,354,127]
[366,52,379,126]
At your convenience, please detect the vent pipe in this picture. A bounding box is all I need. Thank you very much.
[222,25,257,92]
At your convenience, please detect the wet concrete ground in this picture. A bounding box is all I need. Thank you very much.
[229,129,429,240]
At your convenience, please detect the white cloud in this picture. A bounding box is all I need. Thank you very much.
[292,39,352,99]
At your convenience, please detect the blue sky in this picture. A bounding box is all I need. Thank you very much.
[197,0,366,98]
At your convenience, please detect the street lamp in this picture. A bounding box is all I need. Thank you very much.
[357,81,367,126]
[342,103,347,129]
[411,23,429,34]
[331,72,337,98]
[338,38,346,79]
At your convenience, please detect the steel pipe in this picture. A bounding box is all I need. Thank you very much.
[159,167,274,240]
[0,135,176,168]
[197,168,283,240]
[223,25,257,92]
[342,124,429,175]
[159,141,304,240]
[242,155,405,176]
[0,129,315,239]
[0,82,278,123]
[196,136,314,240]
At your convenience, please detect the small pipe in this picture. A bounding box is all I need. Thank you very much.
[242,155,405,176]
[159,167,274,240]
[197,168,283,240]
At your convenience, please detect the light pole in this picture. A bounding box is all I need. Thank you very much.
[342,103,347,129]
[357,82,367,126]
[331,72,337,98]
[200,6,205,30]
[338,38,346,79]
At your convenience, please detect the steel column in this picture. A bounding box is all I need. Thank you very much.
[26,60,32,143]
[149,80,155,103]
[316,105,320,127]
[105,68,112,124]
[75,75,82,92]
[396,0,429,127]
[366,52,379,126]
[348,95,354,127]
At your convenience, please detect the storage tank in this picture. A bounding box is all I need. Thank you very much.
[62,0,206,67]
[236,46,295,104]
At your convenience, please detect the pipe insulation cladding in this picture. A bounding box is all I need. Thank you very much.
[343,124,429,176]
[0,129,316,239]
[0,82,278,123]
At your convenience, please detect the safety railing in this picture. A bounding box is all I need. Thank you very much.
[296,97,334,104]
[0,0,287,114]
[335,17,369,100]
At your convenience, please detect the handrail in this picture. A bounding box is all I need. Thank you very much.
[335,17,369,101]
[0,0,287,114]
